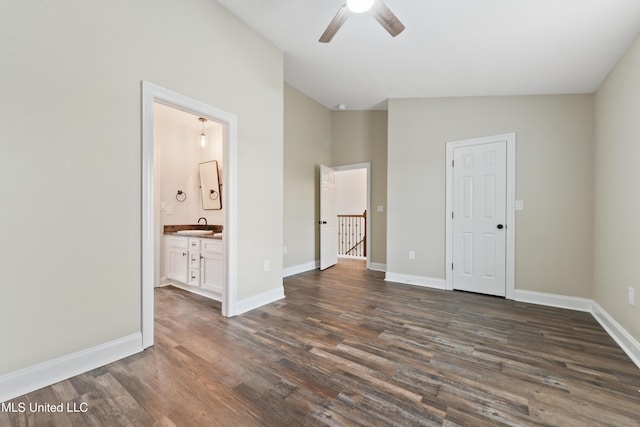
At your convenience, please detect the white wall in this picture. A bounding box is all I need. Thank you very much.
[155,104,224,227]
[336,169,367,215]
[0,0,282,377]
[387,95,594,297]
[594,33,640,342]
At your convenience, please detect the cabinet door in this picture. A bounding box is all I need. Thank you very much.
[166,246,189,283]
[201,252,223,297]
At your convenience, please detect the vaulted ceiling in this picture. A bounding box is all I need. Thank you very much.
[216,0,640,110]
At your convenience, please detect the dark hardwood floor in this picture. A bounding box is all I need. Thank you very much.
[3,259,640,426]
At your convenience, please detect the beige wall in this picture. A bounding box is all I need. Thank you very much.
[594,34,640,341]
[332,111,388,266]
[283,84,332,269]
[387,95,594,297]
[0,0,283,375]
[283,92,388,269]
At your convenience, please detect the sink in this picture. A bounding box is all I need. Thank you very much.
[176,230,214,236]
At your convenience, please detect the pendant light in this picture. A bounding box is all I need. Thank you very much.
[198,117,207,147]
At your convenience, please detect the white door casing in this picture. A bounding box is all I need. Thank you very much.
[445,133,516,299]
[320,165,338,270]
[141,81,238,349]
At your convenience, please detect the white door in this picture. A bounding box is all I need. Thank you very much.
[320,165,338,270]
[452,141,507,296]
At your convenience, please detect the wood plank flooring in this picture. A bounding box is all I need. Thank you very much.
[3,259,640,426]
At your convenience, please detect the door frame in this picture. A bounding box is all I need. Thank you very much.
[141,81,238,349]
[333,162,372,270]
[445,133,516,299]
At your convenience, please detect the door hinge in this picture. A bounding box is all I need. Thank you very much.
[451,263,454,270]
[451,211,454,219]
[452,160,455,167]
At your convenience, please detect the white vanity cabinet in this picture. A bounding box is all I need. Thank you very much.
[165,234,223,301]
[165,236,189,284]
[201,239,223,298]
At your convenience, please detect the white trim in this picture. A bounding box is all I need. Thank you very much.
[0,333,142,403]
[385,272,446,290]
[338,254,366,260]
[514,289,592,312]
[591,302,640,369]
[283,261,319,278]
[514,290,640,370]
[333,162,372,270]
[141,81,239,348]
[235,287,285,315]
[164,281,222,301]
[445,133,516,299]
[369,262,387,272]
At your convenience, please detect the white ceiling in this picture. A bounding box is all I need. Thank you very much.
[215,0,640,110]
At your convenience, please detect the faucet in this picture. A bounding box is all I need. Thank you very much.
[198,217,207,225]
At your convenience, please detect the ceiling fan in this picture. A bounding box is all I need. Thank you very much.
[319,0,405,43]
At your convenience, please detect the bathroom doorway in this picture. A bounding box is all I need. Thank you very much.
[141,81,238,349]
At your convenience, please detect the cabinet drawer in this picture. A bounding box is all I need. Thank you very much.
[189,269,200,287]
[167,236,188,249]
[189,251,201,269]
[202,239,222,254]
[188,238,201,251]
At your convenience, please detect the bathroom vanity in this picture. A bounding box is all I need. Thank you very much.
[164,225,223,301]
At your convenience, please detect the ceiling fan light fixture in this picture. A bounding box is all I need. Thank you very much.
[346,0,375,13]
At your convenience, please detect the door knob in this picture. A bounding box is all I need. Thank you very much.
[497,224,504,230]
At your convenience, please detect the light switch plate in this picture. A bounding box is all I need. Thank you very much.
[515,200,524,211]
[377,205,384,212]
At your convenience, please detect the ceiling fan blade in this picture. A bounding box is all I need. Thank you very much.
[370,0,405,37]
[319,5,350,43]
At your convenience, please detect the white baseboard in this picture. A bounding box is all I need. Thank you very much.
[0,333,142,403]
[369,262,387,272]
[283,261,319,278]
[338,255,366,260]
[514,289,592,312]
[385,272,446,290]
[591,302,640,369]
[236,286,285,315]
[166,281,222,302]
[514,290,639,370]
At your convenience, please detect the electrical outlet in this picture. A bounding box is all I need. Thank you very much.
[408,250,415,260]
[629,287,635,306]
[264,260,270,272]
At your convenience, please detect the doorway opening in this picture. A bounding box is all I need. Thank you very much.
[141,81,238,349]
[324,162,371,271]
